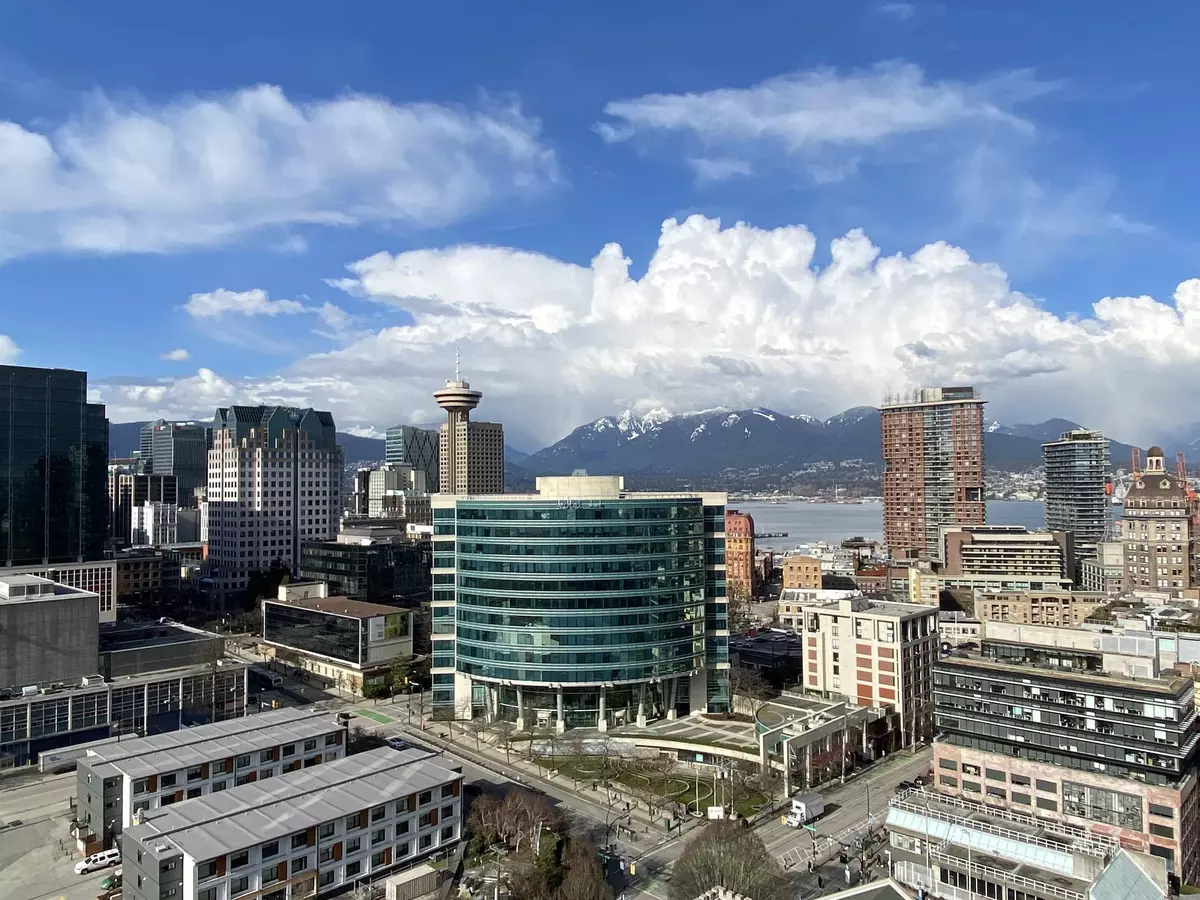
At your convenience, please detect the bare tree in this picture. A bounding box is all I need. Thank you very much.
[727,666,773,717]
[670,822,792,900]
[494,719,518,764]
[726,582,752,632]
[334,672,347,698]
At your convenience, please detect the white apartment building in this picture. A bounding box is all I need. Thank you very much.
[121,747,463,900]
[795,596,938,748]
[75,707,348,848]
[206,407,343,606]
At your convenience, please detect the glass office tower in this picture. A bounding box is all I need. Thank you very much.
[430,474,728,731]
[0,365,108,566]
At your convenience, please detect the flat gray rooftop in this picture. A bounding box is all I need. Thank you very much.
[84,707,341,777]
[125,747,460,861]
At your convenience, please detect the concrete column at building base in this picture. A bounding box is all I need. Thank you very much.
[556,686,564,732]
[636,683,647,728]
[598,689,607,732]
[515,686,525,733]
[666,677,678,720]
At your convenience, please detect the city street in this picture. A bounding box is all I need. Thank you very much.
[0,770,95,900]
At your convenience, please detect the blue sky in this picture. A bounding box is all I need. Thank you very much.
[2,1,1199,449]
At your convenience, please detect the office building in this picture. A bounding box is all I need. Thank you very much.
[941,524,1074,584]
[120,746,463,900]
[110,471,179,546]
[206,407,343,606]
[974,590,1108,627]
[781,554,822,590]
[386,425,440,494]
[145,420,212,506]
[724,510,756,599]
[0,365,108,567]
[75,707,348,850]
[132,502,183,547]
[793,595,938,748]
[431,474,729,730]
[1082,540,1125,595]
[433,364,504,494]
[353,463,431,520]
[933,635,1200,880]
[1121,447,1194,594]
[0,559,117,623]
[1043,429,1111,564]
[881,386,985,560]
[113,550,164,607]
[300,534,431,606]
[0,657,247,769]
[0,575,99,689]
[262,583,413,696]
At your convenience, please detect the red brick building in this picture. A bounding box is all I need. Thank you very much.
[881,386,985,560]
[725,510,757,599]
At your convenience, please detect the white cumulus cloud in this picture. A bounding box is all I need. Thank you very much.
[94,215,1200,448]
[0,334,21,363]
[0,84,557,261]
[184,288,306,319]
[160,348,191,361]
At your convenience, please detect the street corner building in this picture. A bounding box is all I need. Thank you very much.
[429,474,730,731]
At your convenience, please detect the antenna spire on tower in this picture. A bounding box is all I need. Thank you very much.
[455,346,461,382]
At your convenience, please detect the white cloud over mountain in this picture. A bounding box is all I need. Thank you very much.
[0,85,558,260]
[94,215,1200,447]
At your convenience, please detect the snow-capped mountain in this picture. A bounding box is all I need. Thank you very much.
[522,407,1141,478]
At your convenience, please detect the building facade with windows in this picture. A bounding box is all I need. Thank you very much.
[974,591,1108,628]
[781,554,822,590]
[262,583,413,696]
[1121,447,1195,594]
[881,386,985,560]
[1043,429,1111,565]
[794,596,938,748]
[933,638,1200,880]
[0,575,99,690]
[385,425,440,495]
[724,510,756,600]
[431,474,729,731]
[433,371,504,495]
[120,747,463,900]
[299,536,431,607]
[206,407,343,607]
[75,707,348,850]
[147,420,212,507]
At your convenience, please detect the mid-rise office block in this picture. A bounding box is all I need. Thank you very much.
[262,583,413,696]
[431,474,729,730]
[1043,429,1111,563]
[0,575,99,689]
[206,407,343,606]
[146,420,212,507]
[1122,447,1194,594]
[1081,540,1125,595]
[881,386,985,560]
[724,510,756,599]
[433,366,503,494]
[0,365,108,566]
[941,524,1074,584]
[974,591,1108,627]
[299,536,430,606]
[794,596,938,748]
[111,472,179,545]
[933,637,1200,879]
[781,554,823,590]
[75,707,348,849]
[121,746,463,900]
[132,502,182,547]
[0,559,117,622]
[386,425,440,494]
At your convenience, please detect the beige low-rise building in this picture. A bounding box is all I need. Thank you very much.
[796,596,938,748]
[975,590,1108,627]
[942,524,1074,583]
[781,554,822,590]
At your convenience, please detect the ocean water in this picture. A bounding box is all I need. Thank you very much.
[732,499,1047,553]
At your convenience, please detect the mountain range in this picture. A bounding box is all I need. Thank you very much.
[519,407,1141,479]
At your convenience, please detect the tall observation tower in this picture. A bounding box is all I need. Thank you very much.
[433,351,504,494]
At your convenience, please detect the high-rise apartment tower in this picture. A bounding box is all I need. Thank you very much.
[433,358,504,494]
[881,386,985,560]
[206,406,343,606]
[1042,428,1111,563]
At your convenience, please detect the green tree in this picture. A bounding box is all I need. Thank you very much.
[389,654,414,698]
[669,821,792,900]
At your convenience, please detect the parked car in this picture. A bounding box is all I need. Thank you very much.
[100,869,123,891]
[914,774,928,787]
[386,737,410,751]
[74,849,121,875]
[893,780,916,794]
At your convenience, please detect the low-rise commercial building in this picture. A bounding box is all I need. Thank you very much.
[1082,541,1125,595]
[75,707,348,850]
[299,534,431,607]
[941,525,1074,584]
[121,746,463,900]
[0,661,247,770]
[0,559,117,623]
[974,591,1108,628]
[937,611,980,648]
[796,596,938,748]
[933,635,1200,880]
[114,550,165,608]
[262,583,413,696]
[781,554,822,590]
[777,588,861,629]
[0,575,99,690]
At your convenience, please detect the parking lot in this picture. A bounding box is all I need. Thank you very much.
[0,769,116,900]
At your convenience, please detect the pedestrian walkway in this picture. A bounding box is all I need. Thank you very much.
[354,709,395,724]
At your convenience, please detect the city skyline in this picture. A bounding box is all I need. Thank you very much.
[3,5,1200,446]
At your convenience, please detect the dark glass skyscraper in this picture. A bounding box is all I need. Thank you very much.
[385,424,440,493]
[0,366,109,566]
[147,420,211,506]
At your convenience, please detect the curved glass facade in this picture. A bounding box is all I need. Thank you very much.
[453,500,707,685]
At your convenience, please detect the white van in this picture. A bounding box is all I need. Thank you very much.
[74,848,121,875]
